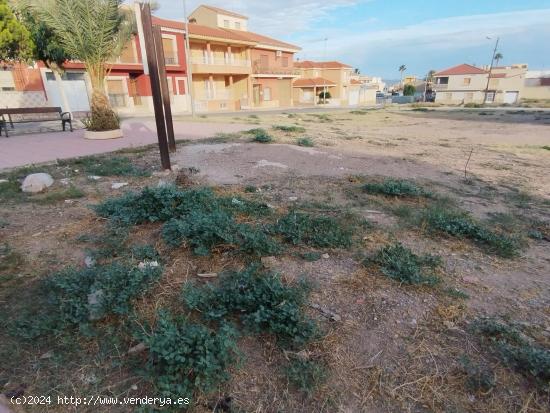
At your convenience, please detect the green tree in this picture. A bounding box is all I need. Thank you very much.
[398,64,406,86]
[0,0,33,61]
[403,84,415,96]
[494,52,503,66]
[30,0,133,131]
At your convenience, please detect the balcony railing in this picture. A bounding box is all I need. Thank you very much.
[164,56,179,65]
[433,83,448,90]
[191,57,250,67]
[253,66,298,76]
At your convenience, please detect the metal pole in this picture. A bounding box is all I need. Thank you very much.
[183,0,195,117]
[153,25,176,152]
[483,37,499,104]
[140,3,171,170]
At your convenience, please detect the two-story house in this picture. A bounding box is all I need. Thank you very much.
[433,63,530,105]
[187,5,301,110]
[293,60,360,106]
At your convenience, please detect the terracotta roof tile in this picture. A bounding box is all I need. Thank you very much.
[225,29,300,51]
[295,60,352,69]
[435,64,487,76]
[293,77,336,87]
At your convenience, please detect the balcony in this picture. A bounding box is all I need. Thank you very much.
[191,57,251,75]
[433,83,448,91]
[164,56,179,66]
[252,66,300,77]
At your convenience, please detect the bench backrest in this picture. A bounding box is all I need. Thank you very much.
[0,107,62,115]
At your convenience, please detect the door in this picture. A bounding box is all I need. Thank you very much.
[504,91,518,104]
[44,71,90,112]
[253,84,261,105]
[348,89,359,105]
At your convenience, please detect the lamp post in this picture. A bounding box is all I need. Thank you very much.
[483,36,499,104]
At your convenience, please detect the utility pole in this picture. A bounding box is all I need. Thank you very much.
[140,2,171,170]
[483,36,499,104]
[183,0,195,117]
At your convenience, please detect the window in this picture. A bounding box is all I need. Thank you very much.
[260,54,269,68]
[223,19,229,28]
[485,92,495,103]
[204,79,213,99]
[463,77,471,85]
[107,79,126,107]
[282,57,289,67]
[436,77,449,85]
[235,22,241,30]
[162,36,177,64]
[263,87,272,101]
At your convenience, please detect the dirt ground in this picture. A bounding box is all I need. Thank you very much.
[1,108,549,412]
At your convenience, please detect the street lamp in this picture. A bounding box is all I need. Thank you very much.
[483,36,500,104]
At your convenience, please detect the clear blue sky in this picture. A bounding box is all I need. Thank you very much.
[150,0,550,79]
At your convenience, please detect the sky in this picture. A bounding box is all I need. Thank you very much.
[148,0,550,79]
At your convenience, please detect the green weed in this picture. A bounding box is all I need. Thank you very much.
[272,211,353,248]
[296,137,314,147]
[460,356,495,392]
[58,155,150,177]
[363,179,431,197]
[246,128,273,143]
[285,357,327,394]
[542,145,550,151]
[444,287,470,300]
[183,265,318,348]
[141,310,238,399]
[273,125,306,133]
[423,206,520,258]
[33,185,85,204]
[472,317,550,381]
[367,243,441,285]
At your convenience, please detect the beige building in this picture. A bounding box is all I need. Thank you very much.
[433,63,549,105]
[293,61,362,106]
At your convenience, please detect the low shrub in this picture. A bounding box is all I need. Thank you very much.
[423,206,520,257]
[272,211,353,248]
[363,179,431,197]
[273,125,306,133]
[141,310,238,399]
[34,185,85,204]
[472,317,550,381]
[183,265,318,348]
[296,137,314,147]
[460,357,495,392]
[162,210,281,256]
[464,103,484,108]
[246,128,273,143]
[367,243,441,285]
[542,145,550,151]
[285,357,327,394]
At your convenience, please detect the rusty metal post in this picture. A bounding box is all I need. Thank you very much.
[152,26,176,152]
[140,3,171,170]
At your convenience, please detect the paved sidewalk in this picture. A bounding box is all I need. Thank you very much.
[0,118,249,170]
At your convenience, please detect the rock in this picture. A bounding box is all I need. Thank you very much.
[261,256,278,268]
[84,256,96,268]
[21,173,54,193]
[288,196,298,201]
[197,272,218,278]
[111,182,128,189]
[0,179,8,184]
[130,384,138,391]
[40,351,54,359]
[127,342,148,355]
[88,175,101,180]
[59,178,71,186]
[322,253,330,259]
[138,260,159,270]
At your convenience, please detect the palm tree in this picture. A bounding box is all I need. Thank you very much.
[399,64,406,87]
[494,52,503,66]
[31,0,132,130]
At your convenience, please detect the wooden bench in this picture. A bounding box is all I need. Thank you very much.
[0,107,73,137]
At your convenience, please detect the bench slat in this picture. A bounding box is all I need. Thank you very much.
[0,107,62,115]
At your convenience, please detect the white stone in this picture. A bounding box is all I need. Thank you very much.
[88,175,101,181]
[138,260,159,270]
[111,182,128,189]
[322,253,330,259]
[0,179,8,184]
[21,173,54,193]
[84,256,96,268]
[288,196,298,201]
[60,178,71,186]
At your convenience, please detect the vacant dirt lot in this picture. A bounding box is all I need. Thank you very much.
[1,108,549,412]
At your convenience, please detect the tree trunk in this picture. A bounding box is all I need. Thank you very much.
[86,64,120,131]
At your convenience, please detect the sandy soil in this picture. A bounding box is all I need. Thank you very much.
[1,108,549,412]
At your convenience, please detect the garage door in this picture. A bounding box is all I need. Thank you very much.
[44,71,91,112]
[348,89,359,105]
[504,91,519,104]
